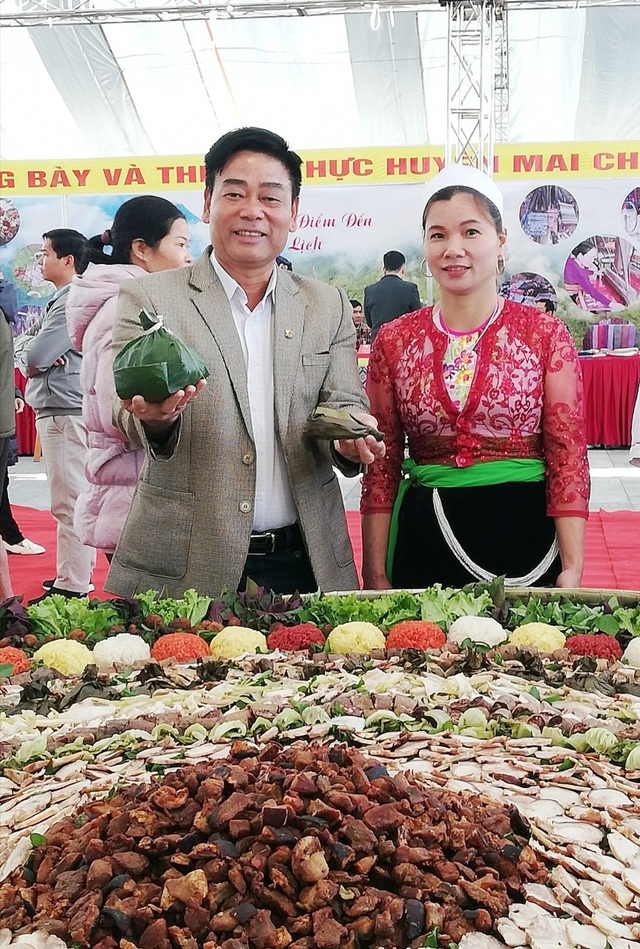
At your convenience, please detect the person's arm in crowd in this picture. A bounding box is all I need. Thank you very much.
[555,516,586,588]
[0,544,13,600]
[360,327,403,589]
[363,290,372,329]
[14,298,71,377]
[361,512,392,589]
[408,282,422,312]
[13,316,44,376]
[542,318,590,587]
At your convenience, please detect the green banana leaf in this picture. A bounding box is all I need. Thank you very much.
[114,309,209,402]
[304,406,384,441]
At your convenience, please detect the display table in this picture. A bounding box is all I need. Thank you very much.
[579,352,640,447]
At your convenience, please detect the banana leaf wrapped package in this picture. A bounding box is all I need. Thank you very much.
[304,406,384,441]
[113,309,209,402]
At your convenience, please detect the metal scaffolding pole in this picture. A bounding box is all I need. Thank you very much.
[493,2,509,146]
[445,0,508,170]
[0,0,637,28]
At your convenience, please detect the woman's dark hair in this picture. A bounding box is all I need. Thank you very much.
[573,238,596,258]
[204,127,303,201]
[87,195,186,265]
[42,228,90,274]
[422,185,503,234]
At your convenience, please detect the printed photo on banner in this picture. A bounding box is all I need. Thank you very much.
[564,235,640,315]
[622,187,640,240]
[0,199,20,246]
[499,272,557,313]
[519,185,579,245]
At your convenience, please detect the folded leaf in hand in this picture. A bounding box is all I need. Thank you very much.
[304,406,384,441]
[114,309,209,402]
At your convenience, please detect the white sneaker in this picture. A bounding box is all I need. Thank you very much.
[4,538,46,555]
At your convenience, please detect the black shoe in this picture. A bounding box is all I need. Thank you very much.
[42,578,94,592]
[31,586,93,604]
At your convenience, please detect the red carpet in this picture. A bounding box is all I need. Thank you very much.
[346,509,640,592]
[7,506,110,604]
[6,505,640,602]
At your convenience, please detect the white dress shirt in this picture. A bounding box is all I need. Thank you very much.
[211,252,297,531]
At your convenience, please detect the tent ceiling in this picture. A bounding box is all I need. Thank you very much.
[1,3,639,159]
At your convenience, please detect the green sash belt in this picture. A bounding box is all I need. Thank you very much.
[385,458,546,579]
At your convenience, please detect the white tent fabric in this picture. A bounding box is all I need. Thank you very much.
[1,6,640,160]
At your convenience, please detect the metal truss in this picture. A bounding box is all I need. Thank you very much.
[492,1,509,145]
[1,0,440,27]
[445,0,508,170]
[0,0,638,27]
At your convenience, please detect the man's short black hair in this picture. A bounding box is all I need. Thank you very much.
[204,127,303,201]
[383,250,405,272]
[42,228,89,274]
[350,299,362,309]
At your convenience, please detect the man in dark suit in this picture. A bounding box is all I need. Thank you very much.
[364,250,421,344]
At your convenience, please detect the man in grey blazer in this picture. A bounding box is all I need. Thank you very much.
[106,127,385,599]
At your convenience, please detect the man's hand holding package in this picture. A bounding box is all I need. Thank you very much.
[335,412,386,466]
[122,378,207,433]
[304,406,386,466]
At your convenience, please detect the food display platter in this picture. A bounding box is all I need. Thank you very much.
[0,582,638,949]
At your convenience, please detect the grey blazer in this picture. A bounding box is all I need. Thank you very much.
[105,250,368,598]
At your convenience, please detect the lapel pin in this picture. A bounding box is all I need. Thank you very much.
[284,328,294,339]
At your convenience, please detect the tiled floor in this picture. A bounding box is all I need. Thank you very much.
[9,448,639,514]
[588,448,640,512]
[7,456,50,511]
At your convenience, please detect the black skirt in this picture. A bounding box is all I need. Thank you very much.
[391,480,560,589]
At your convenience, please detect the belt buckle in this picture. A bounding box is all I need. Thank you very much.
[251,531,276,555]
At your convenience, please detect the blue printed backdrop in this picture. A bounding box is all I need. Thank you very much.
[0,192,211,333]
[1,174,640,347]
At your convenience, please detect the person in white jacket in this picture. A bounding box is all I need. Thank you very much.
[66,196,192,558]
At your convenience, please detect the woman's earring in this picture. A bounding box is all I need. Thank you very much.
[420,258,432,278]
[496,255,506,276]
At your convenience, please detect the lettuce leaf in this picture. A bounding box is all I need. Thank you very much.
[135,589,211,626]
[27,595,119,638]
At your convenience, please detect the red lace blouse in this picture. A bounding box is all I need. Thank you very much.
[361,300,590,519]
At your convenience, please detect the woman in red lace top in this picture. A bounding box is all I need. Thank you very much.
[361,164,589,591]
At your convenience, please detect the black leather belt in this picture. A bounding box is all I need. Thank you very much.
[248,523,302,556]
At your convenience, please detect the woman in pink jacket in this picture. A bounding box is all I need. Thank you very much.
[66,196,192,557]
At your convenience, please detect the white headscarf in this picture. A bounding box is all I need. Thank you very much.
[424,163,504,216]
